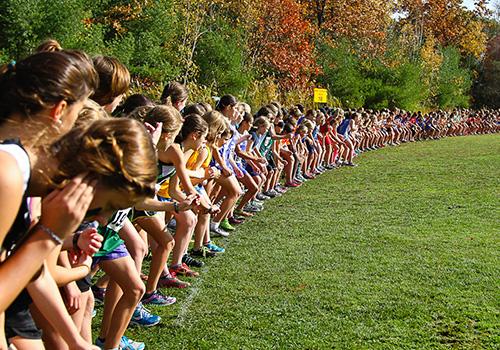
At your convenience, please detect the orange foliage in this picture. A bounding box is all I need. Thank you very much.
[396,0,488,59]
[250,0,320,90]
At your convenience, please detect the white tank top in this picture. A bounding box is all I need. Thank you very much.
[0,142,31,191]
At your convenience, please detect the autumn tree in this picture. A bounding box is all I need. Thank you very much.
[299,0,393,56]
[395,0,488,59]
[249,0,319,90]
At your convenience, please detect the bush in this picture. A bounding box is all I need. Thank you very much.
[436,47,472,109]
[194,19,254,96]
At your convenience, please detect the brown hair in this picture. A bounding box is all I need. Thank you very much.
[75,99,110,127]
[202,111,228,143]
[176,114,208,143]
[91,56,130,106]
[0,51,98,123]
[36,39,62,53]
[200,102,213,113]
[142,105,183,134]
[160,81,188,105]
[53,118,157,199]
[253,117,270,129]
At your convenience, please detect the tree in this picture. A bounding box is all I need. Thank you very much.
[249,0,319,90]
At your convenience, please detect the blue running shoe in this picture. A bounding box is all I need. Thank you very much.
[120,336,145,350]
[141,290,176,306]
[205,241,225,253]
[129,302,161,327]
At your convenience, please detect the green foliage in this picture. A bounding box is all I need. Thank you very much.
[0,1,486,110]
[194,19,254,96]
[317,41,366,108]
[112,0,181,83]
[436,47,472,109]
[0,0,95,59]
[317,41,428,110]
[473,60,500,108]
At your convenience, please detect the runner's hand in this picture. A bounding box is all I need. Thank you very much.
[40,174,97,239]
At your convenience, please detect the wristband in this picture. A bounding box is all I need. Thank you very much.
[36,224,63,245]
[73,232,82,252]
[173,202,180,213]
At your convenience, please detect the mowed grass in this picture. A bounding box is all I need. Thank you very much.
[122,134,499,349]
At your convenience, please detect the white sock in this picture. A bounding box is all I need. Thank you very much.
[210,221,220,229]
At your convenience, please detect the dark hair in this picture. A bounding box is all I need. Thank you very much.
[160,81,188,105]
[91,56,130,106]
[176,114,208,143]
[216,94,237,112]
[0,51,98,123]
[183,103,206,117]
[289,106,301,118]
[283,123,294,133]
[256,106,273,118]
[241,112,254,125]
[116,94,154,117]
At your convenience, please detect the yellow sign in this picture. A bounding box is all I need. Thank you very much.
[313,88,328,103]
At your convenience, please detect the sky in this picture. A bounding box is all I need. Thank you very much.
[463,0,496,11]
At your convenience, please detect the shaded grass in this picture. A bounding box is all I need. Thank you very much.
[104,135,499,349]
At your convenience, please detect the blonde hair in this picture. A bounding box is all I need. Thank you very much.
[202,111,228,143]
[75,99,110,127]
[52,118,157,200]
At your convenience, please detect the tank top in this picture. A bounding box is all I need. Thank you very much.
[0,139,32,255]
[157,143,184,198]
[93,208,130,257]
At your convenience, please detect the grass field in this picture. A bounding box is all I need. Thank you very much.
[115,134,499,349]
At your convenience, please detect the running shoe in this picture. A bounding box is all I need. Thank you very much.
[169,263,200,277]
[249,200,264,209]
[190,246,217,258]
[263,189,278,197]
[121,336,145,350]
[256,193,270,201]
[158,275,191,289]
[219,218,236,231]
[275,185,287,193]
[142,290,176,306]
[96,336,144,350]
[234,208,254,217]
[228,216,244,225]
[182,253,205,267]
[242,203,259,213]
[130,302,161,327]
[252,200,264,209]
[210,225,230,237]
[205,241,225,253]
[91,285,106,305]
